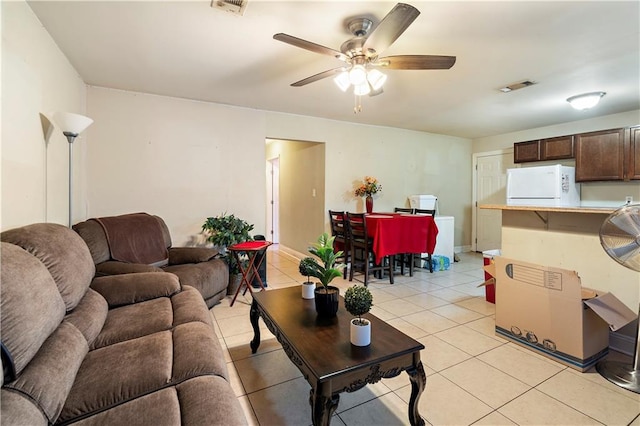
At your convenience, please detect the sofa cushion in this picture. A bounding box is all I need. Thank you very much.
[1,390,48,426]
[72,219,110,265]
[0,243,66,376]
[6,321,88,423]
[164,259,228,307]
[1,224,95,311]
[95,261,163,276]
[90,272,180,308]
[91,297,174,350]
[64,289,108,347]
[59,322,229,424]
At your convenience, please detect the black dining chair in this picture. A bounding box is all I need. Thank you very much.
[394,207,416,276]
[414,208,436,273]
[346,212,394,286]
[328,210,350,278]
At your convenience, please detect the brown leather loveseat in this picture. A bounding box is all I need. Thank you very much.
[73,213,228,308]
[1,223,246,425]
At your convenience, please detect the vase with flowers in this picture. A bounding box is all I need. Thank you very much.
[354,176,382,214]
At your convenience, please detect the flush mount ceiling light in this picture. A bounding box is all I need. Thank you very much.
[567,92,606,110]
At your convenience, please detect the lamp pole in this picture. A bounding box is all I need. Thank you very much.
[63,132,78,228]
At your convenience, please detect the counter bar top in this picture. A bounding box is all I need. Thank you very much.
[479,204,617,214]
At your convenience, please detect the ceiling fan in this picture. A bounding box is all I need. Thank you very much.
[273,2,456,110]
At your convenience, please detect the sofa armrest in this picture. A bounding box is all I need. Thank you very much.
[168,247,219,265]
[90,272,181,307]
[96,261,164,276]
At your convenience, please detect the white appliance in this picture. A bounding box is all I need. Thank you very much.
[408,194,455,262]
[506,165,580,207]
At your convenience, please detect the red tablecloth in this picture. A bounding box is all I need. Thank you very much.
[366,214,439,264]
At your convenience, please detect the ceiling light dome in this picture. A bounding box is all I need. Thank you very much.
[567,92,606,110]
[349,65,368,86]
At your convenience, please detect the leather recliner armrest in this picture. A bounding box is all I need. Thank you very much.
[168,247,219,265]
[90,272,181,308]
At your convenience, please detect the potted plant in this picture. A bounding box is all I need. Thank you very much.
[307,233,345,316]
[299,257,317,299]
[344,285,373,346]
[202,213,254,294]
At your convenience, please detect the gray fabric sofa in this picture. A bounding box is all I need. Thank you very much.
[73,213,229,308]
[0,223,246,425]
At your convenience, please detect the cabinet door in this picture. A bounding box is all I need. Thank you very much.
[514,140,540,163]
[541,135,574,160]
[629,126,640,180]
[575,128,625,181]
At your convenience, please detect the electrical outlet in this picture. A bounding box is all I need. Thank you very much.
[625,196,633,205]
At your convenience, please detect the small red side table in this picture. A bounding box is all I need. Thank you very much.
[228,240,272,307]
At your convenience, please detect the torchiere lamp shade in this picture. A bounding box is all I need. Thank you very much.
[53,112,93,137]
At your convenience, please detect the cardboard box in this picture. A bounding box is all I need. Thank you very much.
[488,257,636,371]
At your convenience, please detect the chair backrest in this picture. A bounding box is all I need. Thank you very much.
[414,208,436,217]
[394,207,414,214]
[328,210,347,240]
[346,212,368,245]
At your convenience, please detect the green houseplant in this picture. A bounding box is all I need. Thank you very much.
[344,285,373,346]
[307,233,345,316]
[202,213,254,293]
[299,257,317,299]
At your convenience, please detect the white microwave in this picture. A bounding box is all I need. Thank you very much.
[506,165,581,207]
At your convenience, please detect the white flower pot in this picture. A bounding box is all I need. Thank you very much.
[350,318,371,346]
[302,282,315,299]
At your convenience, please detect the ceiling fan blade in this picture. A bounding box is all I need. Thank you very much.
[375,55,456,70]
[362,3,420,55]
[291,67,345,87]
[274,33,347,61]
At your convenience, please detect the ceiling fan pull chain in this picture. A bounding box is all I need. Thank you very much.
[354,94,362,114]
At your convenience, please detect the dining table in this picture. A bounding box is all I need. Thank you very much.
[365,212,439,265]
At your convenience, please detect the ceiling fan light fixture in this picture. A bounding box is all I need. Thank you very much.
[367,69,387,91]
[567,91,606,110]
[354,82,371,96]
[349,65,368,86]
[334,72,351,92]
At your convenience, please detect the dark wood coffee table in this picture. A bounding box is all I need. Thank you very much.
[250,286,426,426]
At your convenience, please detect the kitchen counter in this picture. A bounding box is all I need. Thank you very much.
[479,204,616,214]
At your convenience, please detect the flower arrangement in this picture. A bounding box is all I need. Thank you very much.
[354,176,382,197]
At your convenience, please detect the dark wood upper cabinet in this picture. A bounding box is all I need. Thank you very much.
[514,140,540,163]
[629,126,640,180]
[575,128,626,181]
[540,135,574,160]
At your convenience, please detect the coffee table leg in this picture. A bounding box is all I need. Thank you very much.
[309,385,339,426]
[249,299,261,354]
[407,360,426,426]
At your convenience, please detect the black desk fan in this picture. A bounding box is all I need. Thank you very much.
[597,203,640,393]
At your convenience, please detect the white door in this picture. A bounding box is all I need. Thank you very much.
[475,151,514,252]
[266,157,280,243]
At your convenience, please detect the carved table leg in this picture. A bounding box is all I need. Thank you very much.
[309,385,339,426]
[407,360,426,426]
[249,299,261,354]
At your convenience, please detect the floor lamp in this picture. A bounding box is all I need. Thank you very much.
[53,112,94,227]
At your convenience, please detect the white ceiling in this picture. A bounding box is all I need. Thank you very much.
[28,1,640,139]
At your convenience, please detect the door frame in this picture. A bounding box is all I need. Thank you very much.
[471,148,513,252]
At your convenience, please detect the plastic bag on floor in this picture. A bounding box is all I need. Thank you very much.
[431,255,451,271]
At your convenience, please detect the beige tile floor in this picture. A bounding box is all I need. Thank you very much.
[210,247,640,426]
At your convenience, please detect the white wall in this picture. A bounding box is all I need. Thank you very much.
[86,87,266,245]
[84,88,473,249]
[1,1,87,230]
[265,112,473,248]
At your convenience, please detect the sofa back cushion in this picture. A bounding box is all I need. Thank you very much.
[153,215,173,248]
[1,223,95,311]
[72,219,111,264]
[0,243,65,376]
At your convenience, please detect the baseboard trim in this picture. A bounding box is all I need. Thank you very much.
[609,330,637,356]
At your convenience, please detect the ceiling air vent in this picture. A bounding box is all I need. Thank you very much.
[211,0,247,16]
[499,80,537,93]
